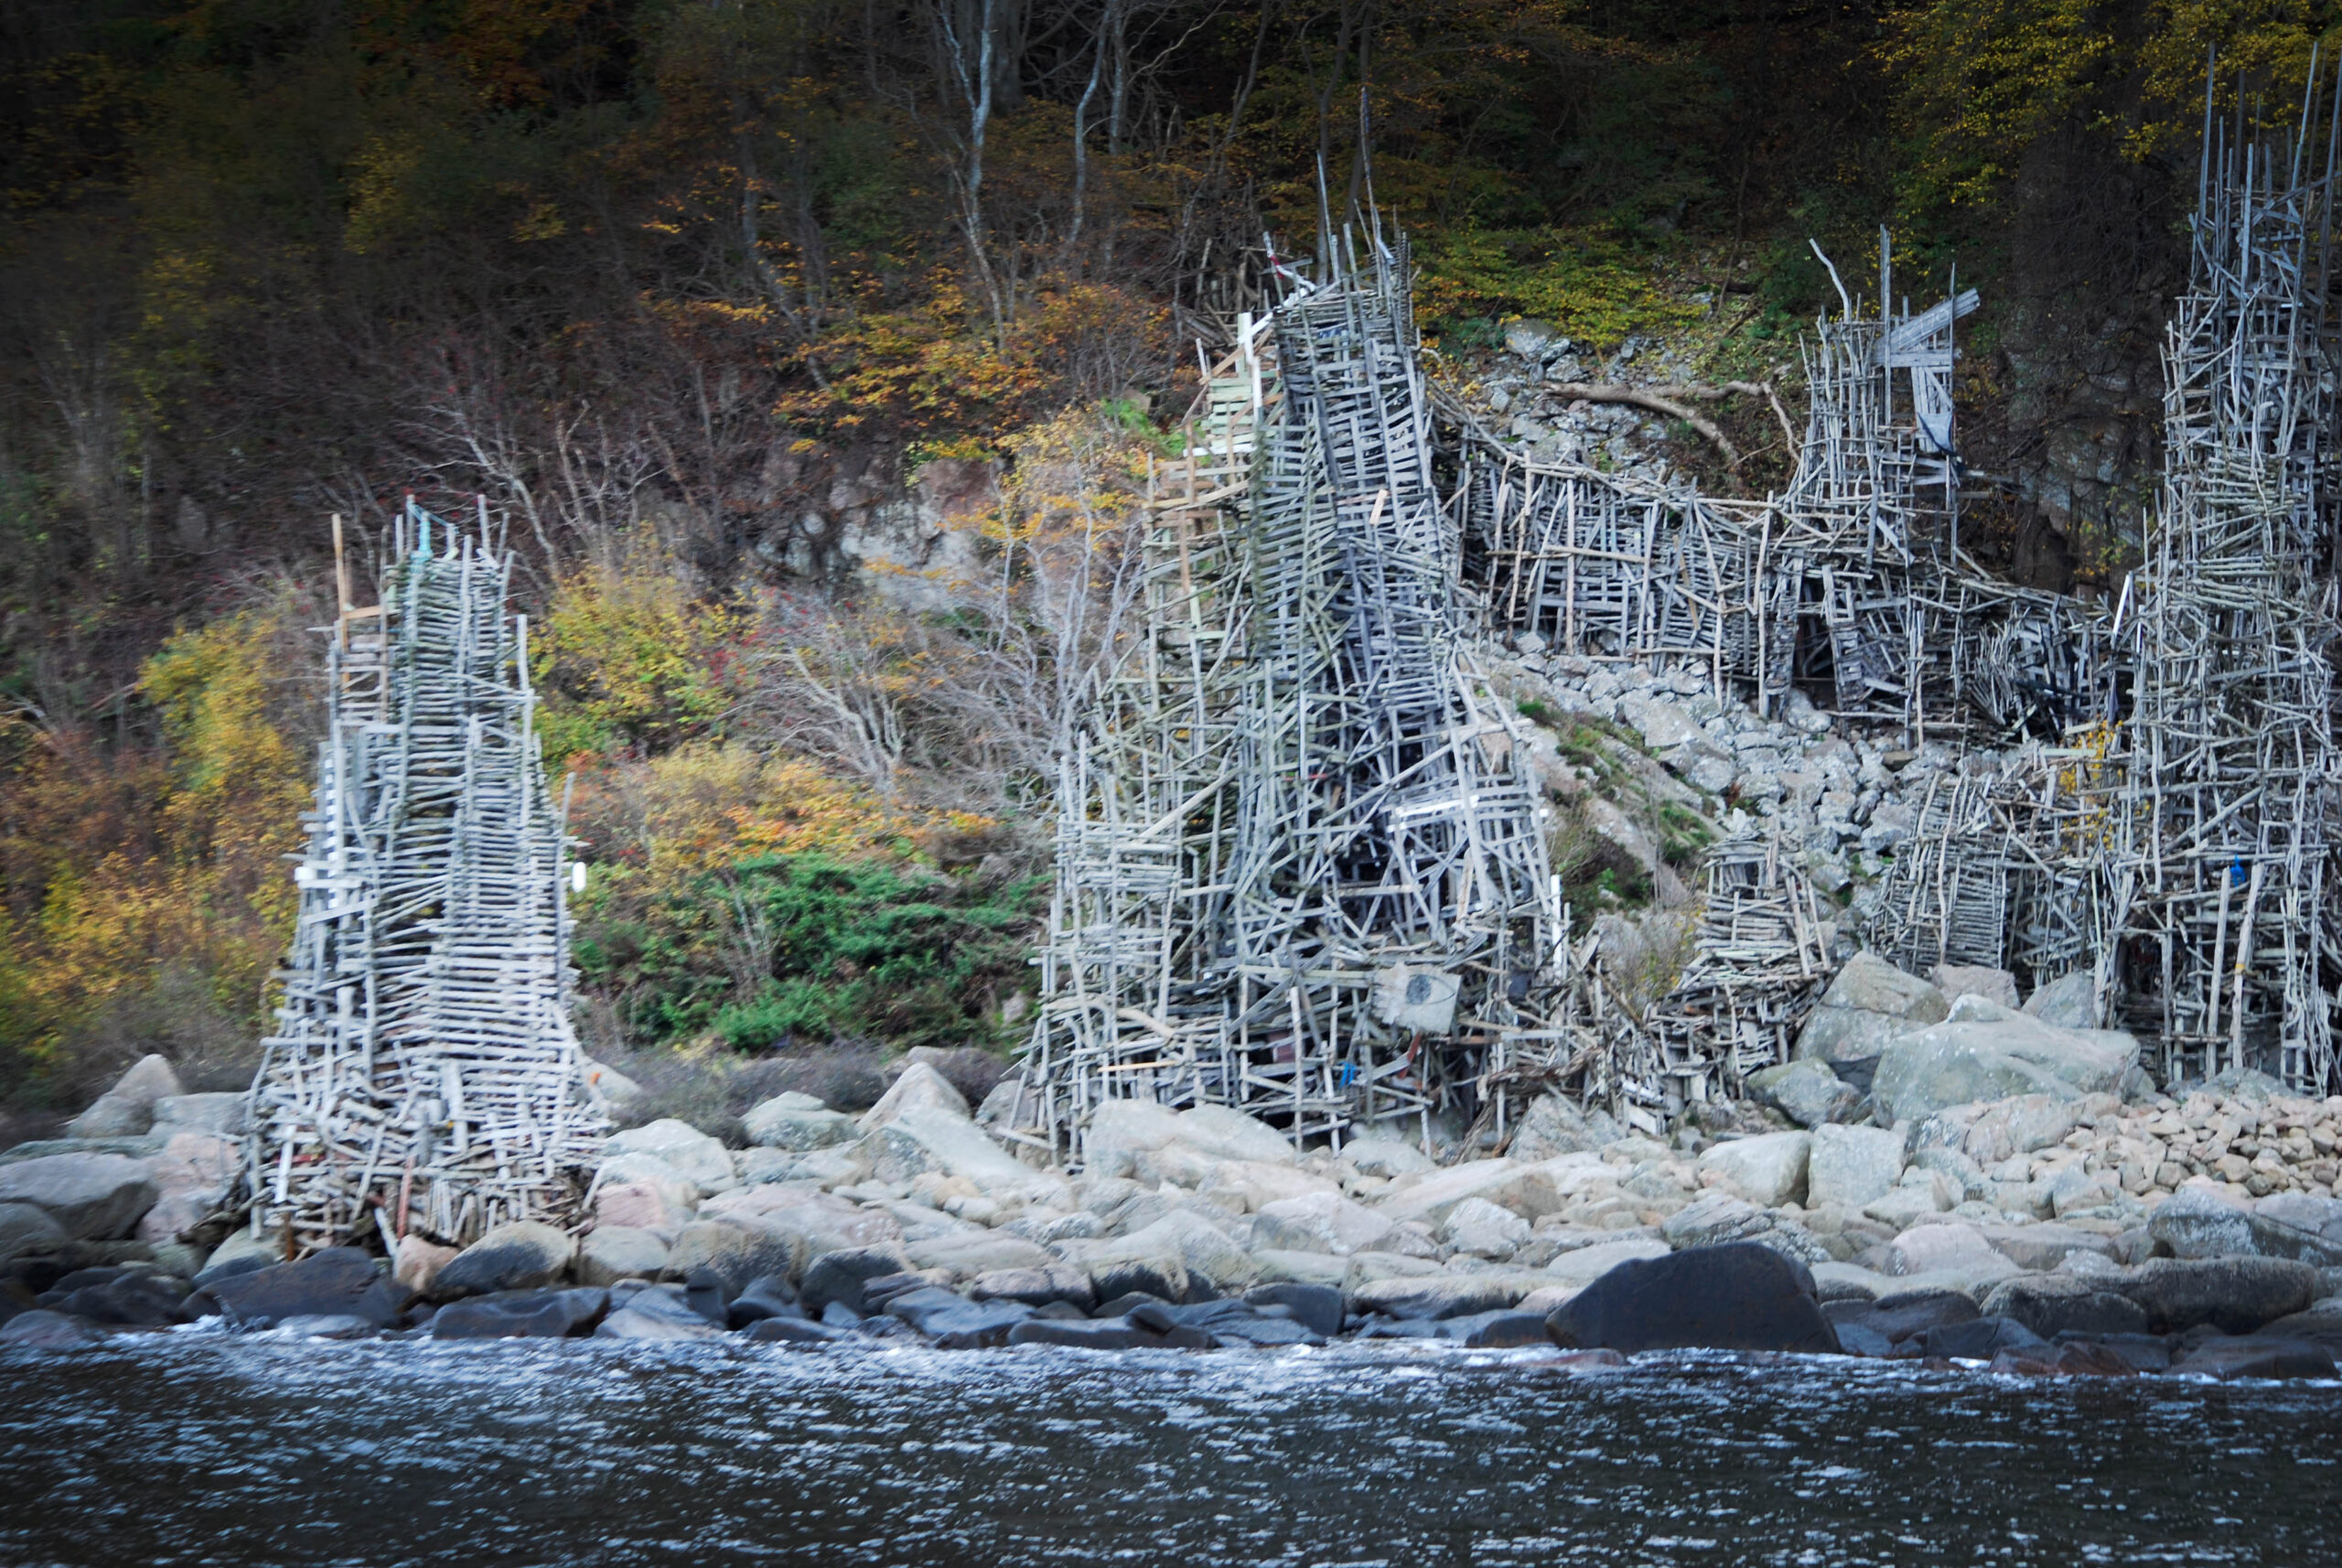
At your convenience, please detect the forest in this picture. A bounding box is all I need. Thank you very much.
[2,0,2334,1132]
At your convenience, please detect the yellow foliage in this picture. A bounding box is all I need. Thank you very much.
[532,564,745,767]
[573,740,926,877]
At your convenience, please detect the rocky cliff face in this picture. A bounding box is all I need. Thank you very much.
[745,446,998,609]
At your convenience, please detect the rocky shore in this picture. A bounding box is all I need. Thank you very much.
[7,960,2342,1382]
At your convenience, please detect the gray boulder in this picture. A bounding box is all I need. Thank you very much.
[431,1287,609,1339]
[1343,1134,1435,1179]
[665,1219,808,1294]
[741,1092,858,1152]
[1918,1094,2079,1165]
[0,1153,158,1240]
[1806,1123,1905,1210]
[2244,1192,2342,1267]
[1796,953,1948,1065]
[188,1247,410,1327]
[2150,1186,2257,1260]
[1506,1093,1617,1158]
[576,1227,670,1287]
[2116,1256,2319,1335]
[856,1062,971,1132]
[593,1284,722,1340]
[798,1242,916,1316]
[149,1093,248,1136]
[431,1221,575,1297]
[2022,972,2098,1029]
[1658,1192,1829,1265]
[1440,1197,1532,1258]
[1171,1105,1295,1165]
[0,1201,69,1259]
[1872,998,2137,1124]
[1694,1131,1810,1208]
[66,1055,184,1139]
[1351,1273,1527,1321]
[1928,964,2019,1011]
[1745,1058,1859,1128]
[604,1120,736,1193]
[1980,1274,2149,1338]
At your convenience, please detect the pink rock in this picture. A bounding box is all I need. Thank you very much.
[394,1234,460,1293]
[595,1181,688,1233]
[134,1133,238,1244]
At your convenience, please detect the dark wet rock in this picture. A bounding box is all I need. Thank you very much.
[682,1268,731,1326]
[1987,1340,2136,1377]
[1356,1316,1446,1339]
[1206,1314,1324,1348]
[1892,1316,2048,1360]
[726,1274,802,1329]
[863,1269,954,1311]
[189,1248,411,1328]
[594,1284,722,1340]
[2115,1256,2319,1336]
[1010,1316,1178,1349]
[430,1288,609,1340]
[2059,1332,2172,1371]
[1980,1276,2149,1339]
[1089,1253,1190,1307]
[1546,1241,1840,1354]
[1824,1287,1979,1347]
[273,1314,380,1339]
[2171,1337,2337,1380]
[746,1315,851,1346]
[1242,1282,1344,1338]
[0,1308,108,1347]
[798,1243,916,1317]
[38,1267,191,1327]
[1351,1275,1523,1322]
[0,1202,69,1261]
[0,1154,158,1240]
[1091,1290,1172,1319]
[430,1221,575,1298]
[820,1300,863,1329]
[1463,1312,1551,1348]
[882,1285,1033,1347]
[1833,1322,1895,1357]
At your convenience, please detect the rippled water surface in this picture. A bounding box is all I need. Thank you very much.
[3,1336,2338,1566]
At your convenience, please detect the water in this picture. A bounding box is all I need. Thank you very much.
[2,1335,2337,1566]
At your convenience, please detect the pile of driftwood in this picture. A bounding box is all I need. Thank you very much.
[243,501,604,1253]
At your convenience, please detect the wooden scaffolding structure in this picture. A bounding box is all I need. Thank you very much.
[1019,234,1573,1161]
[244,500,605,1252]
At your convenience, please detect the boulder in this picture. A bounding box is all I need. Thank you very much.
[665,1219,808,1294]
[968,1266,1095,1312]
[2115,1256,2319,1335]
[2243,1192,2342,1267]
[580,1058,645,1114]
[1372,1159,1561,1229]
[856,1062,971,1132]
[603,1122,736,1194]
[38,1266,194,1327]
[1877,1222,2022,1288]
[1352,1274,1528,1321]
[195,1231,282,1285]
[0,1309,109,1347]
[1082,1100,1187,1168]
[149,1093,248,1136]
[868,1107,1058,1200]
[2150,1186,2258,1260]
[1107,1210,1256,1292]
[188,1247,410,1328]
[0,1201,68,1259]
[2171,1337,2337,1380]
[1343,1135,1434,1179]
[392,1235,460,1294]
[883,1285,1033,1347]
[1441,1197,1533,1258]
[726,1273,804,1327]
[1745,1058,1860,1129]
[0,1154,158,1240]
[742,1092,858,1152]
[66,1055,184,1138]
[1088,1252,1190,1305]
[1463,1312,1552,1348]
[430,1221,575,1298]
[1795,953,1948,1064]
[1918,1094,2080,1165]
[904,1231,1054,1279]
[1544,1241,1840,1354]
[431,1287,609,1339]
[593,1285,722,1340]
[1806,1124,1904,1210]
[1695,1132,1810,1208]
[136,1132,237,1245]
[1872,1000,2138,1124]
[1249,1249,1350,1288]
[1823,1287,1978,1347]
[1006,1316,1198,1349]
[1979,1274,2149,1338]
[1899,1316,2048,1360]
[2022,972,2098,1030]
[704,1187,901,1256]
[1544,1237,1673,1285]
[1973,1221,2113,1273]
[1243,1281,1345,1337]
[1506,1094,1617,1159]
[886,1047,1010,1109]
[798,1242,916,1316]
[1195,1158,1338,1214]
[577,1227,670,1287]
[1928,964,2019,1011]
[1171,1105,1295,1165]
[1250,1190,1402,1257]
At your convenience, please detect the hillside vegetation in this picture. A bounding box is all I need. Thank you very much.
[2,0,2332,1122]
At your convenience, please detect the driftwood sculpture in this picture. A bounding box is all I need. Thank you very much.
[242,501,604,1254]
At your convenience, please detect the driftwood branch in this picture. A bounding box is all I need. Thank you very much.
[1549,380,1800,467]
